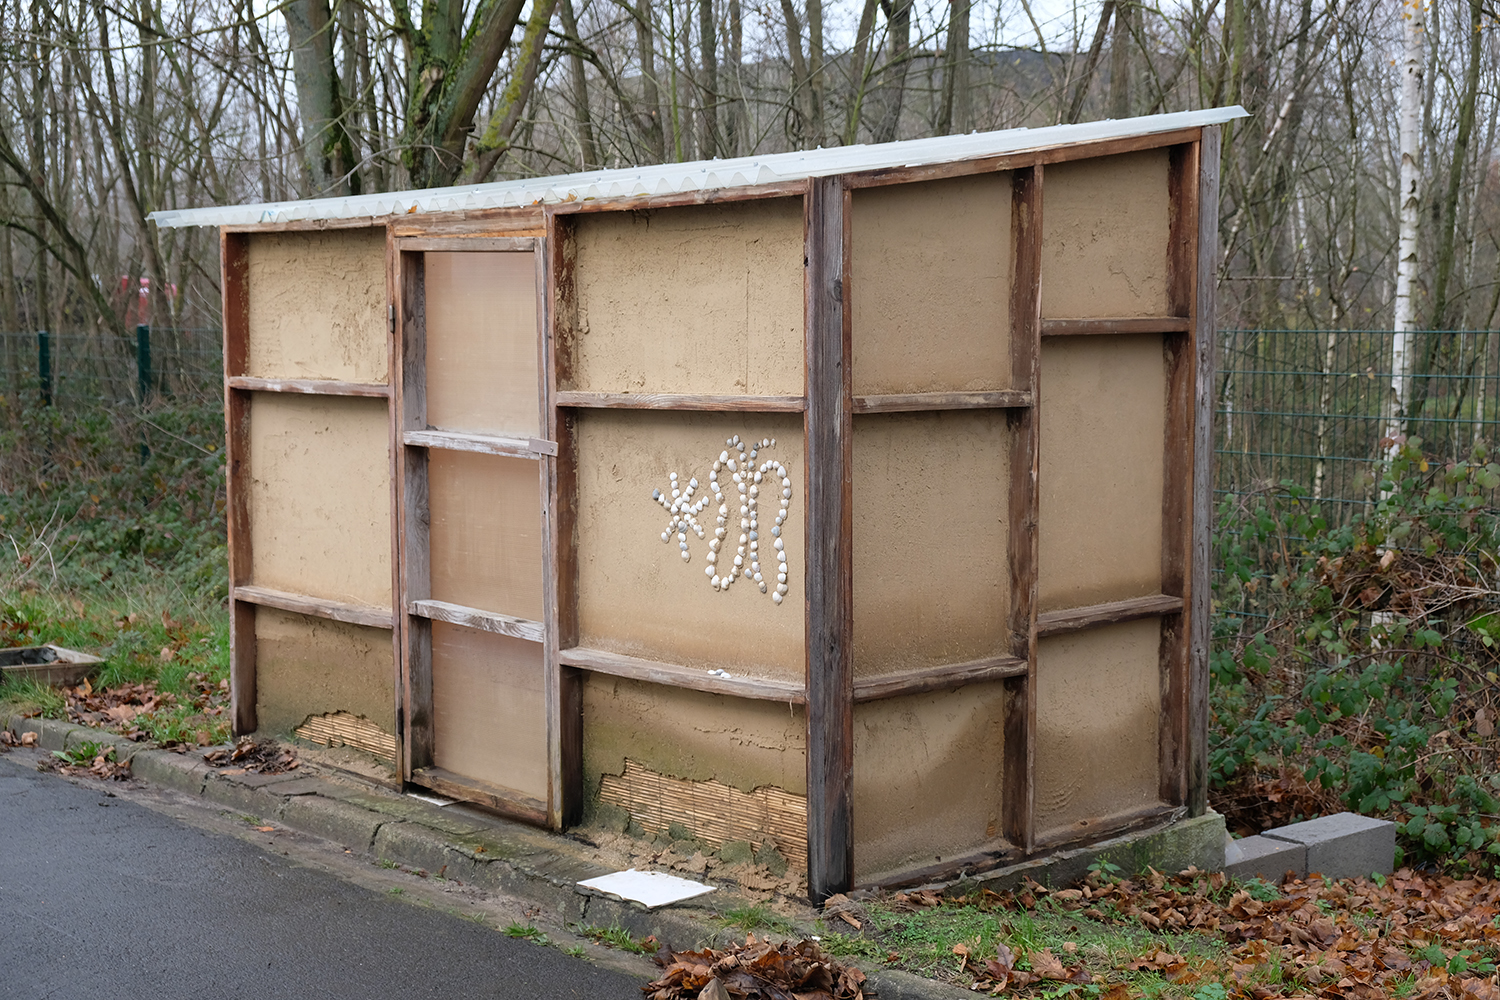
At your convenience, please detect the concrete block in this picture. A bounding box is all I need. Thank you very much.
[131,750,210,795]
[1224,834,1306,882]
[281,795,386,851]
[201,773,286,820]
[372,822,456,875]
[1260,812,1396,880]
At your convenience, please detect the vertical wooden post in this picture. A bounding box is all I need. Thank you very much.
[386,227,406,784]
[1188,126,1222,817]
[396,250,434,774]
[1003,164,1042,852]
[1159,141,1199,807]
[221,231,256,736]
[804,175,853,902]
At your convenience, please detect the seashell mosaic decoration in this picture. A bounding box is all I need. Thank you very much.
[651,434,793,605]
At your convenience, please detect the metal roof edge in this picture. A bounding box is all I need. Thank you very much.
[149,107,1248,229]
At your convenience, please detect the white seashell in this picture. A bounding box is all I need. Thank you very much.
[669,471,677,480]
[780,498,790,509]
[777,551,786,563]
[716,527,727,538]
[689,477,698,488]
[661,532,670,542]
[709,539,720,552]
[753,572,763,583]
[773,538,784,551]
[681,550,690,561]
[711,575,720,587]
[740,518,749,529]
[748,485,758,498]
[739,533,748,544]
[782,486,792,498]
[772,592,783,605]
[759,582,768,593]
[679,541,688,551]
[771,526,780,537]
[777,583,789,596]
[706,552,716,564]
[705,566,714,576]
[733,554,743,567]
[727,459,737,472]
[719,505,729,516]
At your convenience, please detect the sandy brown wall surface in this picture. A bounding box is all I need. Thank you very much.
[574,410,805,680]
[1040,150,1171,320]
[247,393,391,608]
[254,607,395,736]
[430,621,547,799]
[566,199,804,396]
[582,674,807,798]
[1037,334,1164,612]
[1034,618,1162,837]
[852,411,1010,676]
[424,250,539,438]
[852,683,1007,880]
[245,229,389,383]
[851,174,1012,394]
[427,450,544,622]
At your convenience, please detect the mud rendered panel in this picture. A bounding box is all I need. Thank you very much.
[244,229,388,383]
[254,607,395,736]
[566,199,804,396]
[851,174,1012,394]
[574,410,804,681]
[1038,334,1164,612]
[1040,149,1171,320]
[1034,619,1162,837]
[430,622,547,800]
[852,684,1007,881]
[582,674,806,798]
[852,411,1010,677]
[247,393,391,608]
[427,450,544,622]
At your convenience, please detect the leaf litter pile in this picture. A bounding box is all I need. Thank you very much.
[837,867,1500,999]
[645,934,868,999]
[56,670,228,749]
[203,736,300,775]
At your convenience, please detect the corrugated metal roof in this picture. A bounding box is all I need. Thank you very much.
[148,107,1248,229]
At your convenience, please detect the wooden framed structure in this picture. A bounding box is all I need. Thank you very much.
[164,107,1244,901]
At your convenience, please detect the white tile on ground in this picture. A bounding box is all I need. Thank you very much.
[577,869,716,908]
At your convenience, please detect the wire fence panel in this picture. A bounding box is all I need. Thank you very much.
[1216,329,1500,523]
[0,328,223,407]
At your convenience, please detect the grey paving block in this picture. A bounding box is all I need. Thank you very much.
[1260,812,1396,880]
[201,773,286,820]
[281,795,386,851]
[1224,834,1306,882]
[131,750,210,795]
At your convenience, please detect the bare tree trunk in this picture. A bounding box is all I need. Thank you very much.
[1066,0,1114,123]
[558,0,600,169]
[937,0,969,134]
[698,0,717,157]
[806,0,825,145]
[872,0,913,142]
[285,0,360,195]
[841,0,881,145]
[724,0,744,155]
[778,0,812,144]
[1384,0,1424,464]
[1108,0,1130,118]
[635,0,667,161]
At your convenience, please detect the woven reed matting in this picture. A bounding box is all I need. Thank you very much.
[295,711,398,763]
[598,759,808,870]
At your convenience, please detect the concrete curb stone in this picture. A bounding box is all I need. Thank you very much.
[202,771,289,821]
[1224,834,1308,882]
[281,795,388,851]
[129,749,212,795]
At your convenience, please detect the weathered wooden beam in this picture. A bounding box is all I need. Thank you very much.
[221,231,256,737]
[1037,594,1184,638]
[804,174,854,903]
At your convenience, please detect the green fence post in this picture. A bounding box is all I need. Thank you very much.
[136,324,152,403]
[37,330,51,405]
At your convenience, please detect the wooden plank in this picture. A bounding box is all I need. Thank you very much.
[394,236,538,253]
[852,655,1028,703]
[390,219,545,238]
[804,174,854,903]
[226,376,391,397]
[222,230,256,736]
[852,390,1032,413]
[1036,594,1184,638]
[1040,317,1191,337]
[858,845,1025,891]
[546,180,811,216]
[841,127,1205,191]
[401,428,554,458]
[221,217,382,234]
[409,766,549,827]
[1188,128,1221,818]
[1032,803,1185,851]
[554,391,806,412]
[234,584,395,629]
[547,209,584,827]
[557,646,807,703]
[397,249,435,774]
[1003,164,1042,854]
[1158,140,1198,809]
[386,224,406,785]
[409,599,545,644]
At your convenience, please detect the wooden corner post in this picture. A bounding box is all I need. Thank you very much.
[1188,126,1221,816]
[805,175,853,902]
[221,229,256,737]
[1003,164,1042,853]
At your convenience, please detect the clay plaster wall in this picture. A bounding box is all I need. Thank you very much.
[852,683,1007,880]
[248,393,391,607]
[427,450,544,622]
[851,174,1012,394]
[574,410,805,680]
[582,674,806,799]
[424,250,540,438]
[1034,619,1161,837]
[254,607,395,736]
[1040,150,1171,319]
[1038,334,1164,612]
[245,229,389,383]
[853,411,1010,676]
[567,199,804,396]
[430,622,547,799]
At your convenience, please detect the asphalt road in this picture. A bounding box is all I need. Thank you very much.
[0,749,649,999]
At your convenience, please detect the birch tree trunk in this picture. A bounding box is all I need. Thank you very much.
[1384,0,1423,464]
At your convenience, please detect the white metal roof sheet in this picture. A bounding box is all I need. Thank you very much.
[148,106,1248,229]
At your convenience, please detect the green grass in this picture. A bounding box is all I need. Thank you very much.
[575,923,656,954]
[716,904,798,937]
[505,923,549,944]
